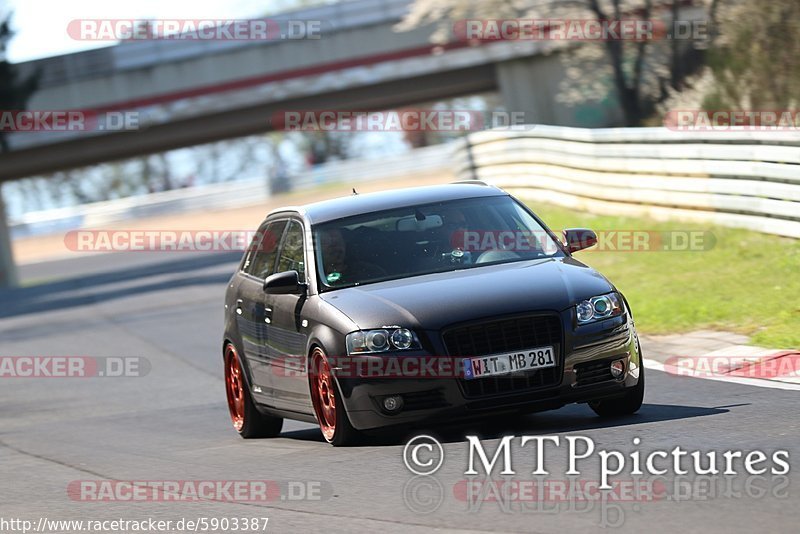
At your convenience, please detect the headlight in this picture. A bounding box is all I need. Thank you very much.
[346,328,420,354]
[390,328,414,350]
[575,292,623,325]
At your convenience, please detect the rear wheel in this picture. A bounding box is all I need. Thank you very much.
[309,347,360,446]
[224,343,283,438]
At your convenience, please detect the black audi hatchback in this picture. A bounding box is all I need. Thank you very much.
[222,182,644,445]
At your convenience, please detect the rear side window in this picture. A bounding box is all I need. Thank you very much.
[275,220,306,283]
[243,220,287,278]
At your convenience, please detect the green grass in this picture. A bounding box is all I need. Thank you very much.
[525,201,800,349]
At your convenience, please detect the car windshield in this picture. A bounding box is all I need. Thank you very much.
[313,196,564,289]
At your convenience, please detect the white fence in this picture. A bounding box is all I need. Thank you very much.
[454,126,800,238]
[13,126,800,239]
[10,143,453,238]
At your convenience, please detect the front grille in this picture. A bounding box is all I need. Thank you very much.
[443,314,563,398]
[574,359,616,386]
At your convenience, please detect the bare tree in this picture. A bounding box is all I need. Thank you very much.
[398,0,715,126]
[702,0,799,110]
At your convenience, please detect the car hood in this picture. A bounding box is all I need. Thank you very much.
[318,257,614,331]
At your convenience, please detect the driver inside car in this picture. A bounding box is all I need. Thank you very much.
[317,228,386,285]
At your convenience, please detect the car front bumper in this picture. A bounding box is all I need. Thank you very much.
[335,317,642,431]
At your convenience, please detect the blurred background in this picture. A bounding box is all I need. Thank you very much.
[0,0,798,346]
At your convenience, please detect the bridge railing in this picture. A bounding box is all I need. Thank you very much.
[453,125,800,238]
[14,0,414,86]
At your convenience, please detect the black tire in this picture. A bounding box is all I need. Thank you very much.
[589,342,646,417]
[224,344,284,439]
[328,379,361,447]
[238,389,284,439]
[309,347,361,446]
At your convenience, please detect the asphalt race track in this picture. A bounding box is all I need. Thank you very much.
[1,251,798,533]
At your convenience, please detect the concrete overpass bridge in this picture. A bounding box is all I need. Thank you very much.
[0,0,638,286]
[0,0,618,182]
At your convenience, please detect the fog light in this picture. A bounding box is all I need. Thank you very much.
[610,359,626,378]
[383,395,403,412]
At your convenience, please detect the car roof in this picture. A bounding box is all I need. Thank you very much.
[267,182,508,224]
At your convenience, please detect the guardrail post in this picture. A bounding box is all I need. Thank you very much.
[0,186,18,288]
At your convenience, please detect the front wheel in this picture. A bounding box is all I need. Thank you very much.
[224,343,283,438]
[589,361,645,417]
[309,347,360,446]
[589,333,646,417]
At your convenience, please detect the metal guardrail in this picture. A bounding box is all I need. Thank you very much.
[454,126,800,238]
[10,143,453,239]
[17,126,800,240]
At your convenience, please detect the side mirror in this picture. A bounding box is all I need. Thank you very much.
[263,270,306,295]
[563,228,597,253]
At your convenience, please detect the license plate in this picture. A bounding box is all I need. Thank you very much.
[463,346,556,380]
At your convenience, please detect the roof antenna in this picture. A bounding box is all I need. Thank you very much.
[352,187,358,195]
